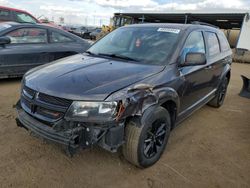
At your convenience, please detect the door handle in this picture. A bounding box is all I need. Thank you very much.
[205,65,212,70]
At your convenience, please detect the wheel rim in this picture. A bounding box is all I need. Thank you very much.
[143,120,167,158]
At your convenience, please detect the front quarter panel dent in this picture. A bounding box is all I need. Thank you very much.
[112,84,180,120]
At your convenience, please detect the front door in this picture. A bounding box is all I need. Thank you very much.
[178,30,213,114]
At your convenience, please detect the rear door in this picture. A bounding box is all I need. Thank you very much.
[47,30,82,61]
[204,31,225,90]
[0,27,50,76]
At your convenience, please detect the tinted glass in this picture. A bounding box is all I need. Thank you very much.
[15,12,37,23]
[206,32,220,56]
[88,27,180,65]
[0,9,11,21]
[218,32,230,51]
[50,31,74,43]
[182,31,205,60]
[6,28,47,44]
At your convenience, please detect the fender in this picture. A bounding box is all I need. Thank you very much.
[114,84,180,121]
[154,87,180,114]
[219,63,231,82]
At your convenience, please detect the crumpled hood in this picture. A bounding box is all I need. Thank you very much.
[24,54,164,101]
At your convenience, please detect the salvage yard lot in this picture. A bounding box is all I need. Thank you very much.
[0,63,249,188]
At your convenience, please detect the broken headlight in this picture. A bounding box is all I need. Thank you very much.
[65,101,118,122]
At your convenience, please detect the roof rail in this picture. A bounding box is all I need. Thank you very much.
[191,21,219,28]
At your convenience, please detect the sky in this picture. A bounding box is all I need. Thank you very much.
[0,0,250,26]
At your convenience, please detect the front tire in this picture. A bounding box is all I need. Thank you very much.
[122,106,171,168]
[208,77,229,108]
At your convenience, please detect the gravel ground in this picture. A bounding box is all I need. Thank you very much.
[0,63,249,188]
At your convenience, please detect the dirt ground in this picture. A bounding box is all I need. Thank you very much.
[0,63,249,188]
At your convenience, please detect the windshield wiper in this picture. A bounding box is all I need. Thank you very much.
[98,53,139,62]
[85,51,97,56]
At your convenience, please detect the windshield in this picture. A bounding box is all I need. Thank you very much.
[88,26,180,65]
[15,12,37,23]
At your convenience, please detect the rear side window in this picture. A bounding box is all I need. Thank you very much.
[218,32,230,52]
[206,32,220,56]
[0,9,11,21]
[50,31,74,43]
[6,28,47,44]
[182,31,205,60]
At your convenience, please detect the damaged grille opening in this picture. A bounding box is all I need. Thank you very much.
[21,86,73,126]
[74,136,80,145]
[36,107,63,120]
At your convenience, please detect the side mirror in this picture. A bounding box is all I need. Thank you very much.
[181,52,206,66]
[0,36,11,47]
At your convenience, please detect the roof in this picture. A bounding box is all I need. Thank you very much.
[0,6,39,22]
[0,22,61,31]
[0,21,20,26]
[124,23,219,33]
[0,5,30,14]
[114,12,248,29]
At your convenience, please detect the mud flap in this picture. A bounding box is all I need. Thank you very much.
[239,75,250,99]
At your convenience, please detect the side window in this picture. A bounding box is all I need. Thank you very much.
[218,32,230,52]
[182,31,205,60]
[206,32,220,56]
[50,31,74,43]
[5,28,47,44]
[0,9,11,21]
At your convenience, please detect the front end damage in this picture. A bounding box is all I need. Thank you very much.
[16,101,125,155]
[16,84,159,155]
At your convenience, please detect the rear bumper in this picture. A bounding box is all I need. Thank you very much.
[16,105,79,149]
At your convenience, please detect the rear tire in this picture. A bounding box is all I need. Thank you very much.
[122,106,171,168]
[208,77,229,108]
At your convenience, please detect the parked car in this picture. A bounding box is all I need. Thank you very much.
[90,28,102,40]
[0,6,39,23]
[39,18,64,30]
[0,22,91,78]
[16,23,232,168]
[71,26,96,39]
[71,26,88,38]
[62,26,77,33]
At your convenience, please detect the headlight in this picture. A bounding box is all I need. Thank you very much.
[65,101,118,122]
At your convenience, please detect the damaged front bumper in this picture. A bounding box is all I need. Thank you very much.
[16,102,125,155]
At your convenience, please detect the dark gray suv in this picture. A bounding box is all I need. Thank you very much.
[16,23,232,168]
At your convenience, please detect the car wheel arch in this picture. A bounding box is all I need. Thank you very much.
[123,87,180,130]
[220,64,231,83]
[160,100,177,129]
[146,87,180,129]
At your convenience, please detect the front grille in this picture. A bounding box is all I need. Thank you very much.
[21,86,72,124]
[23,86,35,99]
[37,93,72,108]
